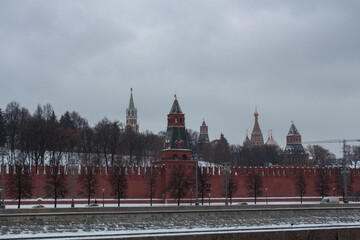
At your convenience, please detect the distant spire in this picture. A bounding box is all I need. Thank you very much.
[129,88,135,109]
[251,106,264,145]
[169,94,182,114]
[246,129,248,137]
[254,105,259,117]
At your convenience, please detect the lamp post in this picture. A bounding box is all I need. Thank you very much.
[333,187,336,197]
[1,147,5,209]
[195,157,199,206]
[102,188,105,207]
[207,184,212,206]
[70,163,75,208]
[265,187,268,204]
[190,188,192,206]
[225,165,228,206]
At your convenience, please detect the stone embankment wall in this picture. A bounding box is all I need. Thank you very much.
[1,205,360,239]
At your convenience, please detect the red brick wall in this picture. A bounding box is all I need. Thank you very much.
[1,164,359,204]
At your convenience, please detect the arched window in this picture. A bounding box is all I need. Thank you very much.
[173,154,178,160]
[182,154,187,160]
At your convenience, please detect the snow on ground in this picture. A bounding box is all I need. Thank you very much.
[2,223,360,240]
[3,201,324,209]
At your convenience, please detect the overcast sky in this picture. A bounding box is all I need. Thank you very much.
[1,1,359,157]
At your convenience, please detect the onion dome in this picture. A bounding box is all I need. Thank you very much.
[243,130,253,147]
[266,130,279,147]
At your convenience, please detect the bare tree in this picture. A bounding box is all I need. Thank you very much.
[334,168,353,199]
[245,170,263,204]
[214,134,232,165]
[108,166,127,207]
[314,168,331,198]
[197,166,211,205]
[307,145,336,167]
[44,137,68,208]
[0,108,6,147]
[222,167,237,204]
[350,146,360,168]
[78,165,98,205]
[294,169,307,203]
[167,166,192,206]
[143,164,157,206]
[44,164,68,208]
[7,159,33,208]
[4,102,21,162]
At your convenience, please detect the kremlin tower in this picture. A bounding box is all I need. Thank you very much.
[285,121,304,152]
[126,88,139,132]
[199,119,210,143]
[160,95,192,161]
[250,107,264,145]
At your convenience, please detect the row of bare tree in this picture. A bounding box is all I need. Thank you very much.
[0,102,164,168]
[2,101,360,169]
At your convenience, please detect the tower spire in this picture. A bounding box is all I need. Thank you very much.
[126,88,139,132]
[250,106,264,145]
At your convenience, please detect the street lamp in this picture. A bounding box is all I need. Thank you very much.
[333,187,336,197]
[207,184,212,206]
[1,147,5,209]
[224,165,228,206]
[69,163,75,208]
[102,188,105,207]
[265,187,268,204]
[195,157,199,206]
[190,188,192,206]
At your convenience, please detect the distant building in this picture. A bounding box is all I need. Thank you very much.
[126,88,139,132]
[199,119,210,143]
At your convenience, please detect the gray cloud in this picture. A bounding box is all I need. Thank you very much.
[1,0,359,156]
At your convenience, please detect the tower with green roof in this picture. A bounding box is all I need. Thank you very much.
[160,95,191,161]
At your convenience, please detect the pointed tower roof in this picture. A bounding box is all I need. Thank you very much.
[251,106,264,145]
[252,106,261,133]
[288,120,300,135]
[129,88,135,109]
[202,118,206,126]
[169,94,183,114]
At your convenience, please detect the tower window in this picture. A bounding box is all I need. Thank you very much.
[173,154,178,160]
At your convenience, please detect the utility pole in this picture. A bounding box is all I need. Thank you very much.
[71,163,75,208]
[225,165,228,205]
[1,147,4,208]
[342,140,348,203]
[195,157,199,206]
